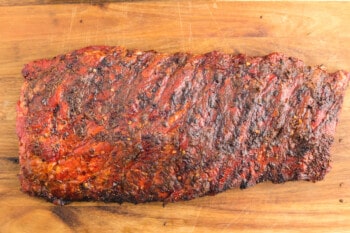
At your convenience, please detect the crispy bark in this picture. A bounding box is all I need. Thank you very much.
[16,46,350,203]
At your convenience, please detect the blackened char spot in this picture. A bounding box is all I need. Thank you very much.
[240,179,248,189]
[296,89,304,103]
[53,104,60,117]
[180,81,191,105]
[277,173,285,183]
[296,137,312,157]
[115,73,123,80]
[213,72,224,85]
[175,54,187,66]
[96,67,104,76]
[101,57,113,67]
[138,92,151,109]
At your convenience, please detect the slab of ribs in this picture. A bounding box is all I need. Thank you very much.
[16,46,350,204]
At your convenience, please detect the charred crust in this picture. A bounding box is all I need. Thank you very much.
[17,46,348,204]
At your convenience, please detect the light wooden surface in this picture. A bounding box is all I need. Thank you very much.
[1,1,350,232]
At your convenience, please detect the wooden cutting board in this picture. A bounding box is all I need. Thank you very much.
[1,1,350,232]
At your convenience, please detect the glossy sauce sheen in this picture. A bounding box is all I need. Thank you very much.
[16,46,350,203]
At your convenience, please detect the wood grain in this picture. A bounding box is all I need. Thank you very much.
[1,1,350,232]
[0,0,127,7]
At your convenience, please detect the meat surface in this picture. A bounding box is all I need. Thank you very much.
[16,46,350,204]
